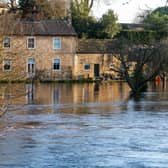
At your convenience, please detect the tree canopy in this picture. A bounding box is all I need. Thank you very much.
[143,6,168,32]
[72,0,95,17]
[100,10,121,38]
[71,0,120,39]
[17,0,68,20]
[5,0,68,20]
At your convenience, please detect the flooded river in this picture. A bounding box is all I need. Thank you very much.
[0,82,168,168]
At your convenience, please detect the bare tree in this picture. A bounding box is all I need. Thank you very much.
[0,13,34,117]
[108,37,168,94]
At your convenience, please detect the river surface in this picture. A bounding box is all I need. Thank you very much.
[0,82,168,168]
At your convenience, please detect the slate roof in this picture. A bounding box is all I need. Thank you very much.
[0,19,77,36]
[77,39,148,62]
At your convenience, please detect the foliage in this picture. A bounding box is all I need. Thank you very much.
[117,30,160,42]
[99,10,121,38]
[18,0,67,20]
[143,6,168,32]
[72,0,94,17]
[71,2,120,38]
[18,0,52,20]
[18,0,36,17]
[71,7,98,38]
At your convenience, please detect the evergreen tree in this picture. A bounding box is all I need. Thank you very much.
[71,2,120,38]
[100,10,121,38]
[19,0,35,12]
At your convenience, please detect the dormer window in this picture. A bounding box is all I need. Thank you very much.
[27,37,36,49]
[3,37,11,48]
[53,37,61,49]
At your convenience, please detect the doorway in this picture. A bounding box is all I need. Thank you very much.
[27,58,35,78]
[94,64,100,77]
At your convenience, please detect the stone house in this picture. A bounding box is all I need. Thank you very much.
[0,20,77,80]
[0,19,122,81]
[76,39,121,79]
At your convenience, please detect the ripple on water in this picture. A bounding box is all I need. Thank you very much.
[0,83,168,167]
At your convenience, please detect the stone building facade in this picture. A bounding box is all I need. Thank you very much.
[0,20,77,80]
[76,39,121,79]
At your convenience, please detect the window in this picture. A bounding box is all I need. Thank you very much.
[27,37,35,49]
[53,38,61,49]
[53,59,61,70]
[3,37,11,48]
[84,64,90,71]
[3,59,12,71]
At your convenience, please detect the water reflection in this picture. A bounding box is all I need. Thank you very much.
[53,88,60,105]
[26,83,35,104]
[28,82,129,106]
[1,82,168,167]
[1,81,168,113]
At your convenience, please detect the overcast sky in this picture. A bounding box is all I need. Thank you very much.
[92,0,166,23]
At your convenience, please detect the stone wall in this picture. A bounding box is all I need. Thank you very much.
[74,53,121,79]
[74,54,102,79]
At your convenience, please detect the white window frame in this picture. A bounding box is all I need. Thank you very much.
[27,37,36,49]
[84,64,91,71]
[53,58,61,71]
[3,37,11,49]
[27,57,36,78]
[53,37,61,50]
[3,59,12,71]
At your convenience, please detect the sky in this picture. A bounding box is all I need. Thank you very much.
[92,0,166,23]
